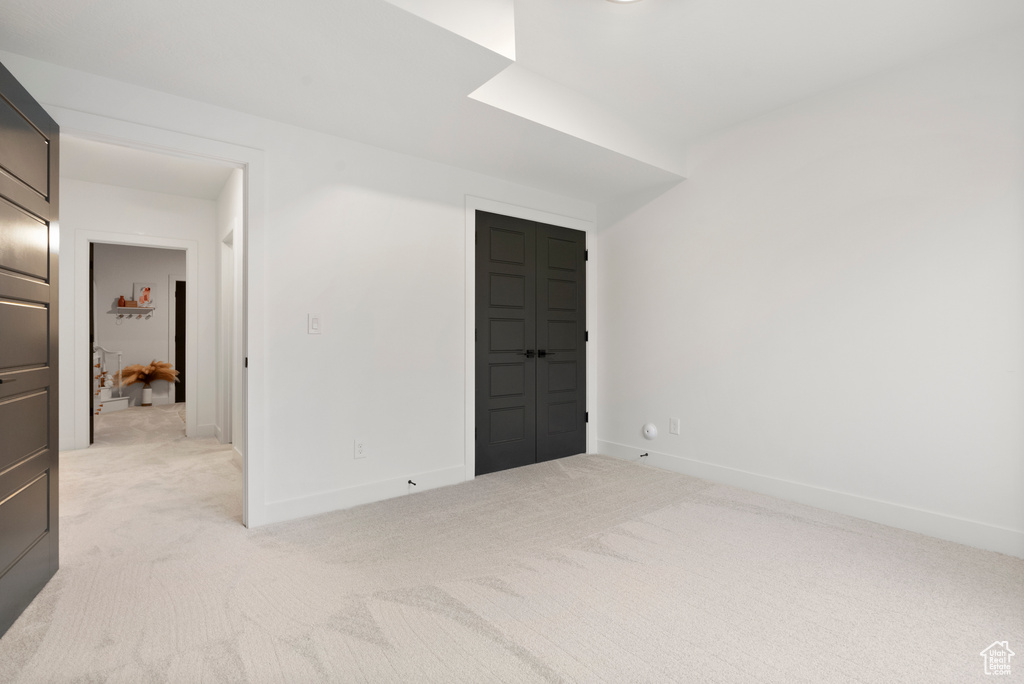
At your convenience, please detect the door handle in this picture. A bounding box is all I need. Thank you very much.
[0,377,14,384]
[537,350,555,358]
[520,349,535,358]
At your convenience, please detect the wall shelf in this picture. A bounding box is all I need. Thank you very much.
[111,307,155,319]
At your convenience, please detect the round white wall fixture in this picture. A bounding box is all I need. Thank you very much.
[642,423,658,440]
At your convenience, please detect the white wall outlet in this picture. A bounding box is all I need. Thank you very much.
[669,417,680,435]
[354,440,366,459]
[308,313,322,334]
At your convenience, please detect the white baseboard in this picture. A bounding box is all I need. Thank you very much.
[598,440,1024,559]
[232,447,243,472]
[194,423,216,439]
[260,465,466,526]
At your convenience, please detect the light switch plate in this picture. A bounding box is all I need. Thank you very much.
[669,417,680,435]
[308,313,322,334]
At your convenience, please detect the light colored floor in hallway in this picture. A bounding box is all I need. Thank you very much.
[0,409,1021,682]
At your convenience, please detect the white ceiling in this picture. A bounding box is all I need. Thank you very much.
[514,0,1024,151]
[3,0,1022,203]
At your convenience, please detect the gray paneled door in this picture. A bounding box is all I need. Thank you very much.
[0,60,60,638]
[475,211,586,475]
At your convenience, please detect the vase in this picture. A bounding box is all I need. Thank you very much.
[141,385,153,406]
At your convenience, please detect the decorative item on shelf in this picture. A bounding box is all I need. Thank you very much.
[123,300,138,308]
[118,295,126,307]
[117,360,179,407]
[134,282,154,308]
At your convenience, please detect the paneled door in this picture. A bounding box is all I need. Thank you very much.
[475,211,586,476]
[0,60,60,638]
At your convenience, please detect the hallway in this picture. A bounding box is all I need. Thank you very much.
[75,403,240,519]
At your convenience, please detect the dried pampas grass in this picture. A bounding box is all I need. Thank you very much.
[118,360,179,388]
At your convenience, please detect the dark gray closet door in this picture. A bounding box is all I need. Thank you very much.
[475,212,538,474]
[0,59,60,638]
[535,224,586,462]
[475,211,585,476]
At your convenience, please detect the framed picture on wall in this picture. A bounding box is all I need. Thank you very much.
[134,282,155,308]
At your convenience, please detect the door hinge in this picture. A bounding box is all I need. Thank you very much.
[585,412,589,423]
[585,250,588,261]
[244,357,248,368]
[585,331,589,342]
[475,328,477,342]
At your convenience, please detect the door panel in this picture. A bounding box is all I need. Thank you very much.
[0,59,59,639]
[0,473,50,575]
[535,224,586,462]
[0,391,48,471]
[546,361,577,393]
[0,199,48,279]
[476,212,537,475]
[0,300,48,368]
[475,211,585,475]
[489,363,525,397]
[0,93,49,197]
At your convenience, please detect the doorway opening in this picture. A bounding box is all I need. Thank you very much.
[89,243,187,437]
[64,134,248,522]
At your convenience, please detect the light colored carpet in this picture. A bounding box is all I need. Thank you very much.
[1,408,1021,682]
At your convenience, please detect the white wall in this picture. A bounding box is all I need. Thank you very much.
[596,27,1024,557]
[60,179,220,445]
[3,51,596,526]
[215,168,244,456]
[93,243,186,406]
[259,126,593,520]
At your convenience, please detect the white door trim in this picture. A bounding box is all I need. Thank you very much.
[54,106,266,528]
[78,234,196,434]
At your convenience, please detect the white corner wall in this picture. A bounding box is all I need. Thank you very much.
[2,50,596,527]
[596,27,1024,557]
[92,243,186,406]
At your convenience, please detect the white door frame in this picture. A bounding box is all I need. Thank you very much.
[55,106,266,528]
[463,196,597,481]
[78,235,195,430]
